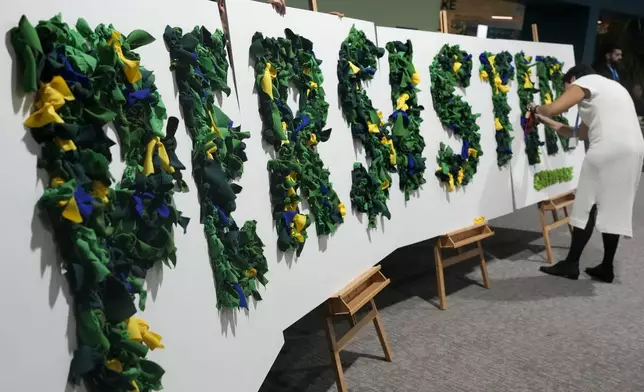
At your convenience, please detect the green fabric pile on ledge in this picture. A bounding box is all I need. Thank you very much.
[534,166,573,190]
[251,28,345,255]
[479,51,514,167]
[385,40,427,200]
[515,52,543,166]
[430,44,481,192]
[11,14,189,392]
[164,25,268,310]
[338,26,393,228]
[536,56,574,154]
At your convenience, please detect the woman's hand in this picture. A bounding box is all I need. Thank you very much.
[269,0,286,15]
[526,102,540,115]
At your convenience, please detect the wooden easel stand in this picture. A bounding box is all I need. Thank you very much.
[325,266,393,392]
[434,222,494,310]
[538,191,574,264]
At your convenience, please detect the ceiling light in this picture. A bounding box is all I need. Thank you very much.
[491,16,514,20]
[597,20,603,24]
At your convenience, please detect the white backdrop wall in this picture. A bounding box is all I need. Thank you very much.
[0,1,585,391]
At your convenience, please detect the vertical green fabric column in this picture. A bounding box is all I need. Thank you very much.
[11,14,189,391]
[164,25,269,310]
[515,52,543,165]
[536,56,574,154]
[338,26,394,228]
[479,51,515,167]
[385,40,427,200]
[250,29,345,255]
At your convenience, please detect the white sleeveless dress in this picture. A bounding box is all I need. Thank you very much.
[571,75,644,237]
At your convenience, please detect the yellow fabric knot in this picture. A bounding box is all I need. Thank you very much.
[448,173,455,192]
[396,93,410,111]
[284,202,298,212]
[381,179,390,190]
[109,31,142,84]
[479,70,489,81]
[494,118,503,131]
[544,92,552,104]
[106,359,124,372]
[338,202,346,217]
[287,187,296,197]
[92,181,110,204]
[205,144,218,160]
[457,167,464,185]
[523,75,534,89]
[25,75,74,128]
[55,137,77,152]
[292,230,305,243]
[525,56,533,63]
[24,103,64,128]
[58,195,82,223]
[494,76,503,90]
[281,121,287,132]
[247,268,257,278]
[293,214,307,232]
[488,55,497,73]
[348,61,360,76]
[208,110,222,136]
[453,61,462,73]
[50,177,65,187]
[286,171,297,184]
[367,122,380,134]
[381,137,397,166]
[143,136,174,176]
[37,75,75,110]
[378,111,384,126]
[474,216,485,224]
[309,81,318,89]
[468,148,478,158]
[261,62,277,99]
[411,68,421,86]
[127,317,164,350]
[307,133,318,146]
[303,67,311,75]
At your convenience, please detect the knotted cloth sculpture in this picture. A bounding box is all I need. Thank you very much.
[515,52,543,165]
[164,25,268,310]
[338,26,394,228]
[251,28,345,255]
[11,14,189,391]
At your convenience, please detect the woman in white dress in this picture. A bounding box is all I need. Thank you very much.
[528,65,644,283]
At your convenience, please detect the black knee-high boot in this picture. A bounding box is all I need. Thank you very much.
[539,205,597,280]
[585,233,619,283]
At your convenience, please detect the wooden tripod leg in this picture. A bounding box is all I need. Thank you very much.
[349,315,357,327]
[434,243,447,310]
[564,207,573,234]
[325,317,347,392]
[538,203,554,264]
[370,299,393,362]
[477,241,491,289]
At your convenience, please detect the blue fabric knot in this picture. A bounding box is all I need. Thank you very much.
[520,116,527,130]
[501,71,510,85]
[228,121,234,128]
[194,67,206,81]
[74,186,94,219]
[216,206,231,225]
[191,51,198,61]
[449,124,458,132]
[282,211,297,228]
[461,140,470,158]
[479,53,489,65]
[535,56,544,62]
[119,273,134,293]
[233,284,248,309]
[465,54,473,60]
[390,110,409,121]
[58,53,90,85]
[320,183,328,195]
[124,88,151,105]
[363,67,376,75]
[133,192,169,218]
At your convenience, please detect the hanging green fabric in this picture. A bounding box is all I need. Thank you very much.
[250,29,345,254]
[338,26,393,228]
[385,40,426,201]
[164,25,269,310]
[430,44,481,192]
[479,51,514,167]
[514,52,543,166]
[11,14,189,392]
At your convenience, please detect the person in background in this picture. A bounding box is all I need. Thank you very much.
[632,83,644,117]
[527,65,644,283]
[596,44,623,83]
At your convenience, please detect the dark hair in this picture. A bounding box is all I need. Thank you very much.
[604,44,622,56]
[563,64,596,84]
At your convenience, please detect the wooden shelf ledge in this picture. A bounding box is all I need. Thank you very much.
[328,266,390,316]
[438,222,494,249]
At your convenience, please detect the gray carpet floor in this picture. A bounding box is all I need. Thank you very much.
[259,180,644,392]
